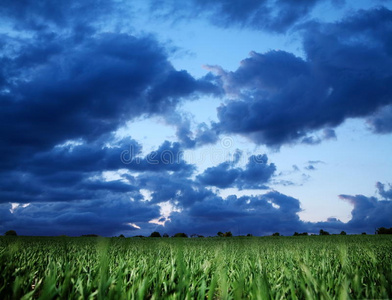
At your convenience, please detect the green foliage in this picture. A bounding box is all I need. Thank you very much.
[0,235,391,299]
[173,233,187,238]
[320,229,330,235]
[4,230,17,236]
[376,227,392,234]
[149,231,161,238]
[272,232,280,236]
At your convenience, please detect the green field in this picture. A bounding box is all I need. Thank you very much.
[1,235,391,299]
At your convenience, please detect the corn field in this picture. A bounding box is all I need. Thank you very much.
[0,235,391,299]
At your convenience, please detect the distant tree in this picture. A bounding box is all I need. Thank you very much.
[163,233,169,238]
[217,232,224,237]
[134,235,145,238]
[319,229,330,236]
[293,232,299,236]
[173,233,188,238]
[119,234,125,238]
[81,234,99,237]
[150,231,161,238]
[376,227,392,234]
[223,231,233,237]
[5,230,17,236]
[340,231,347,235]
[272,232,280,236]
[247,233,253,237]
[361,232,367,235]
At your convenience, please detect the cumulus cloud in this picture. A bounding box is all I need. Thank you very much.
[205,8,392,148]
[159,191,303,236]
[376,182,392,200]
[367,105,392,134]
[197,154,276,190]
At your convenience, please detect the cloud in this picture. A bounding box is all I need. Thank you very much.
[205,7,392,148]
[159,191,303,236]
[164,111,219,149]
[1,32,218,165]
[0,196,161,237]
[367,105,392,134]
[136,172,214,208]
[150,0,341,33]
[197,154,276,189]
[376,182,392,200]
[338,193,392,233]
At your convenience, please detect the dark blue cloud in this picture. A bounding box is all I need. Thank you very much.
[205,7,392,148]
[0,32,218,164]
[0,0,119,36]
[0,197,161,237]
[376,182,392,200]
[197,154,276,189]
[338,193,392,233]
[150,0,341,33]
[164,112,220,149]
[367,105,392,134]
[159,191,303,236]
[136,172,214,207]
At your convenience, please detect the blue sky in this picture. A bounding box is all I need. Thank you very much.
[0,0,391,236]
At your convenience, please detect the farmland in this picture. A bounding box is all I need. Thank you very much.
[0,235,391,299]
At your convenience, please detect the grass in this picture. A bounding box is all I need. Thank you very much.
[0,235,391,299]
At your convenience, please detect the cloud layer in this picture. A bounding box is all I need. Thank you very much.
[0,1,391,237]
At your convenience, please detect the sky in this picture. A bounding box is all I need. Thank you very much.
[0,0,392,237]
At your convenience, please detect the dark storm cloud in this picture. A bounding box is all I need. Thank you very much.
[0,196,161,237]
[159,191,303,236]
[0,32,219,167]
[136,172,214,207]
[150,0,342,33]
[197,154,276,189]
[208,7,392,148]
[338,193,392,233]
[0,137,196,205]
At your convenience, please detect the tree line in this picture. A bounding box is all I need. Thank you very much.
[3,227,392,237]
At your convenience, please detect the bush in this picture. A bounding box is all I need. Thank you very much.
[376,227,392,234]
[4,230,17,236]
[173,233,188,238]
[340,231,347,235]
[272,232,280,236]
[150,231,161,238]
